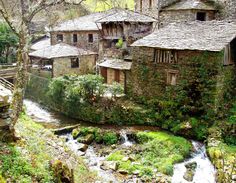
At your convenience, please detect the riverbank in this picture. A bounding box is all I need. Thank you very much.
[0,115,97,182]
[207,125,236,182]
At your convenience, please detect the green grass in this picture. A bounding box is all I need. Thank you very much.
[84,0,135,12]
[106,131,191,177]
[107,150,125,161]
[0,143,54,183]
[0,114,97,183]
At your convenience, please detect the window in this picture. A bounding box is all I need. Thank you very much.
[71,58,79,68]
[140,0,142,12]
[56,34,63,42]
[88,34,94,43]
[196,12,206,21]
[166,70,179,85]
[224,45,234,65]
[149,0,152,9]
[154,49,178,64]
[73,34,78,43]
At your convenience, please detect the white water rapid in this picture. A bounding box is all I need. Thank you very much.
[172,141,216,183]
[120,130,133,147]
[24,99,59,123]
[63,134,119,183]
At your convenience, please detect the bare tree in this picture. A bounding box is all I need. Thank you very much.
[0,0,84,140]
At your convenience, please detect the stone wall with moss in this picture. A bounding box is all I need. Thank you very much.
[127,47,236,118]
[53,55,96,78]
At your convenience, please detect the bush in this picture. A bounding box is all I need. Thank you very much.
[103,132,118,145]
[115,39,123,49]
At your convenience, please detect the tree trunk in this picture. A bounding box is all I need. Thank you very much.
[9,32,28,140]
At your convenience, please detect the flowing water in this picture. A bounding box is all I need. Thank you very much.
[120,130,133,147]
[172,141,216,183]
[24,99,216,183]
[62,133,119,182]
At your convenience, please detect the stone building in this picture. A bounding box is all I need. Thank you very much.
[129,21,236,110]
[96,8,157,58]
[159,0,216,27]
[95,8,156,88]
[29,43,97,78]
[135,0,236,27]
[98,58,132,89]
[50,12,107,52]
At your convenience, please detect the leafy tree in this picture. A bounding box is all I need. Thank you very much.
[0,23,18,64]
[0,0,84,140]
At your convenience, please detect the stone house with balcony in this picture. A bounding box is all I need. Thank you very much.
[29,43,97,78]
[129,21,236,111]
[96,8,157,88]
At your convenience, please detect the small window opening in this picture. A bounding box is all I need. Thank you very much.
[57,34,63,42]
[140,0,143,12]
[73,34,78,43]
[71,58,79,68]
[196,12,206,21]
[88,34,94,43]
[149,0,152,9]
[166,70,179,85]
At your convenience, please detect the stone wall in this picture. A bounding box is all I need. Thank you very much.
[160,10,215,27]
[127,46,236,114]
[50,31,100,52]
[53,55,96,78]
[106,68,125,86]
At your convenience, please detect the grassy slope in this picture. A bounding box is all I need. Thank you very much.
[0,115,97,183]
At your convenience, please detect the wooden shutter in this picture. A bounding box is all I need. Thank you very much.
[101,67,107,83]
[114,69,120,83]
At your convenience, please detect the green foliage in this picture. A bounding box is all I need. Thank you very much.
[0,23,18,64]
[107,151,124,161]
[51,160,72,183]
[106,82,124,99]
[0,174,5,183]
[115,39,123,49]
[102,132,118,145]
[136,131,191,175]
[0,143,54,183]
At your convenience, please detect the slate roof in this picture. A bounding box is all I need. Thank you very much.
[51,12,107,32]
[29,43,97,59]
[51,8,156,32]
[131,21,236,52]
[96,8,157,23]
[31,37,51,51]
[163,0,216,11]
[98,59,132,70]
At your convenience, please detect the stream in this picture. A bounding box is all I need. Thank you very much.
[24,99,217,183]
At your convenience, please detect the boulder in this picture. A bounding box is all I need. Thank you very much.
[100,161,118,171]
[183,162,197,182]
[185,162,197,170]
[132,170,140,175]
[183,170,195,182]
[72,128,80,139]
[118,169,128,174]
[77,151,86,156]
[77,143,88,152]
[122,156,130,162]
[77,134,94,145]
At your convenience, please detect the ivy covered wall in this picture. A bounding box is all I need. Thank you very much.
[128,47,236,114]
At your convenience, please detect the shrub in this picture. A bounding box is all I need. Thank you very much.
[115,39,123,49]
[103,132,118,145]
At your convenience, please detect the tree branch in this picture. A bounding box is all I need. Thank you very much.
[28,0,86,22]
[0,0,19,36]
